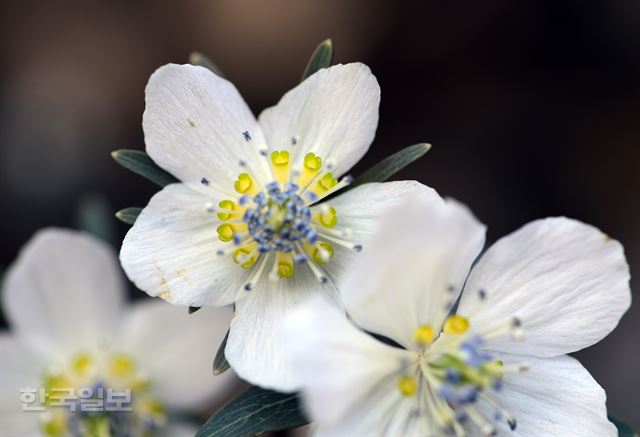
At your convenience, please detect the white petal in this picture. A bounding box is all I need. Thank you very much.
[319,181,444,286]
[120,183,246,307]
[484,354,616,436]
[144,64,270,192]
[0,334,42,436]
[118,300,238,411]
[259,63,380,177]
[2,229,125,357]
[459,217,631,356]
[225,270,337,391]
[281,298,416,434]
[339,196,486,348]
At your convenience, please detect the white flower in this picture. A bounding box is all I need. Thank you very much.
[0,229,236,437]
[119,62,439,388]
[282,197,631,436]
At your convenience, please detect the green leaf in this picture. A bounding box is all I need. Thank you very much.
[609,415,637,437]
[189,52,224,77]
[111,149,178,187]
[196,386,308,437]
[115,207,142,225]
[301,38,333,82]
[350,143,431,188]
[213,329,231,375]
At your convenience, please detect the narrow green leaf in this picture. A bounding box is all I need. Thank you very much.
[351,143,431,188]
[609,415,637,437]
[189,52,224,77]
[196,386,308,437]
[111,149,178,187]
[301,38,333,81]
[189,306,202,314]
[115,207,142,225]
[213,329,230,375]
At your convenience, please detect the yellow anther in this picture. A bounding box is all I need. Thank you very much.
[271,150,291,184]
[312,242,334,264]
[413,325,435,345]
[217,200,238,221]
[217,224,235,242]
[234,172,258,195]
[72,353,93,376]
[443,315,470,335]
[233,245,257,269]
[271,150,290,166]
[314,206,337,228]
[275,252,295,278]
[110,354,136,378]
[43,373,71,404]
[304,152,322,171]
[299,153,323,188]
[397,375,417,397]
[317,172,338,191]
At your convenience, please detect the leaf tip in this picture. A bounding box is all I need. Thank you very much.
[420,142,432,152]
[188,51,203,64]
[110,150,120,160]
[320,38,332,48]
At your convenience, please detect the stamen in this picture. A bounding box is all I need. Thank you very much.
[413,325,435,346]
[243,253,271,291]
[306,175,353,204]
[270,150,291,184]
[315,231,361,251]
[397,375,417,397]
[298,152,323,189]
[313,225,353,239]
[443,315,470,335]
[303,172,338,201]
[217,200,243,221]
[313,206,338,227]
[217,224,235,242]
[295,242,328,283]
[274,252,295,279]
[234,173,259,196]
[312,242,334,264]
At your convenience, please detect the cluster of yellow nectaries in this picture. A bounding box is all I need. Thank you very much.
[395,289,527,436]
[40,352,166,437]
[211,135,360,291]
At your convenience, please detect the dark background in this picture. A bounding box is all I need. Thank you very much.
[1,0,638,430]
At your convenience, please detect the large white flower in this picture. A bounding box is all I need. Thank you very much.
[0,229,236,437]
[282,197,631,436]
[119,62,439,388]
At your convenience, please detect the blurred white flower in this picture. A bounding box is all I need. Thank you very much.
[0,229,236,437]
[119,62,439,388]
[283,198,631,436]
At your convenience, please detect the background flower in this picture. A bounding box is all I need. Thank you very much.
[0,229,237,436]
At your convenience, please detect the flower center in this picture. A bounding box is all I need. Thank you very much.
[37,352,166,437]
[394,290,527,435]
[210,148,361,291]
